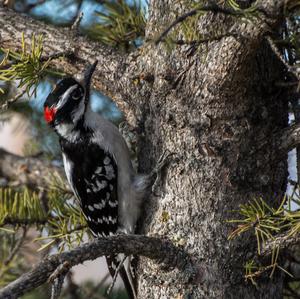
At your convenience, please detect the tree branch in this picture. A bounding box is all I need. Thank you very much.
[261,233,300,257]
[0,5,128,107]
[0,235,197,299]
[154,0,290,46]
[275,123,300,154]
[155,3,244,45]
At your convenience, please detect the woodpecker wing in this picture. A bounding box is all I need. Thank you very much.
[61,140,136,299]
[61,141,119,237]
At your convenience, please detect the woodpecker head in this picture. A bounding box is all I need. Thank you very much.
[44,61,98,129]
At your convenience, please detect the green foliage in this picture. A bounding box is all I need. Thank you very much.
[163,0,260,49]
[228,197,286,254]
[244,248,292,286]
[36,173,88,252]
[0,33,52,96]
[226,0,257,16]
[0,230,28,286]
[0,188,47,228]
[0,172,91,285]
[21,286,49,299]
[90,0,146,51]
[228,190,300,283]
[0,172,89,252]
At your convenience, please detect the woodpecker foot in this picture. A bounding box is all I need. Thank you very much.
[155,149,174,172]
[151,149,175,195]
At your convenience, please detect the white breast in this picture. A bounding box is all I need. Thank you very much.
[62,153,81,201]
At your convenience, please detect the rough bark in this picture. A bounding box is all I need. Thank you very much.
[132,2,289,299]
[0,1,296,298]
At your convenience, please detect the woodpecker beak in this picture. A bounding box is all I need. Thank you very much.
[82,60,98,103]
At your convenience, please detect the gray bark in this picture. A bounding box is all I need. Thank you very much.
[133,2,289,298]
[0,1,295,298]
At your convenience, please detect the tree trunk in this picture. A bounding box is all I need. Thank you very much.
[132,2,288,298]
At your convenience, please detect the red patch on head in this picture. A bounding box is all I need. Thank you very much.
[44,106,57,123]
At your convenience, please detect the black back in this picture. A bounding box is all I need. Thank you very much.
[60,139,119,236]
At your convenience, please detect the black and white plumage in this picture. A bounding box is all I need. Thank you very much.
[61,141,119,237]
[44,61,151,299]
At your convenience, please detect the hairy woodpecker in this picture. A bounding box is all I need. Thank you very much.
[43,61,152,299]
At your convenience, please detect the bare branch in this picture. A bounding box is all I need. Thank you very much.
[275,123,300,154]
[261,233,300,257]
[49,261,71,299]
[71,12,84,33]
[266,36,300,85]
[0,235,197,299]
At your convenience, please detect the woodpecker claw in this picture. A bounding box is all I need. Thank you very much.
[151,149,176,195]
[153,149,176,175]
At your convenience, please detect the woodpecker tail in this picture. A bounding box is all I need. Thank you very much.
[106,255,137,299]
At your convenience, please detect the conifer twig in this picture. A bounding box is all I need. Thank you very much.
[155,3,244,45]
[3,227,27,267]
[40,50,75,62]
[0,227,27,280]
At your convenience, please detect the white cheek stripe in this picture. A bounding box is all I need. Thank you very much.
[55,84,78,109]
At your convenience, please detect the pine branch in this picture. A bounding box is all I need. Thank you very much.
[90,0,145,51]
[0,235,197,299]
[0,227,28,283]
[2,227,27,267]
[0,4,128,107]
[154,1,268,45]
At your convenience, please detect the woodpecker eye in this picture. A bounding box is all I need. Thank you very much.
[71,88,83,100]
